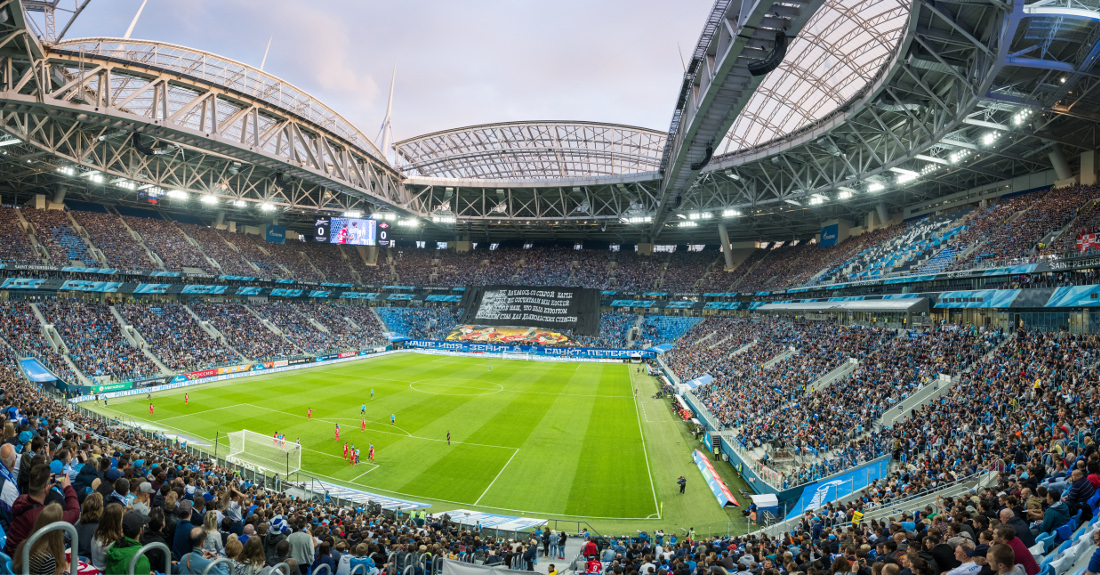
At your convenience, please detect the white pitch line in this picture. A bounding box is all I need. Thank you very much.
[473,448,519,506]
[157,404,240,422]
[630,370,661,519]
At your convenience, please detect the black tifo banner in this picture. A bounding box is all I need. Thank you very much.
[458,286,601,336]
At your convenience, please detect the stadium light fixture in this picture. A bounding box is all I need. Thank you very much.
[678,221,698,228]
[1012,109,1032,126]
[260,203,275,211]
[232,199,246,207]
[896,172,918,185]
[398,218,420,227]
[868,182,886,193]
[722,209,741,217]
[88,174,104,184]
[981,131,1000,146]
[115,180,136,190]
[201,195,218,204]
[838,190,853,200]
[344,210,363,218]
[167,189,188,200]
[949,150,972,164]
[0,138,21,147]
[56,166,76,176]
[431,215,456,224]
[808,195,826,205]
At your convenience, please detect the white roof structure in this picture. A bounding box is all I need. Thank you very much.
[719,0,912,153]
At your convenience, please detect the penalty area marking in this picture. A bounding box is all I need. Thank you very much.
[473,448,520,506]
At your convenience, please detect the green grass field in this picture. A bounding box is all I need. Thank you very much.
[87,353,750,534]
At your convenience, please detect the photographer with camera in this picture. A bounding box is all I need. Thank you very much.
[3,462,79,555]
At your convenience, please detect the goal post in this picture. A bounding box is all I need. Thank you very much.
[227,430,301,475]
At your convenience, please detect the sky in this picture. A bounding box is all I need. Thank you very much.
[63,0,715,148]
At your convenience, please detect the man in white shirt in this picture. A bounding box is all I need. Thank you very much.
[945,542,986,575]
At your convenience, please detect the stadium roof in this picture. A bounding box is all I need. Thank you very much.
[718,0,911,154]
[395,121,666,181]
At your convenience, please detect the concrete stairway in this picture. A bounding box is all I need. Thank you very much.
[807,358,858,394]
[762,347,796,369]
[29,303,93,385]
[108,306,173,374]
[181,304,249,361]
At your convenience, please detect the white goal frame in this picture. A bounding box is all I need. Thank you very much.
[227,430,301,475]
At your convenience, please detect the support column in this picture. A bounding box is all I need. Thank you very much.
[1049,146,1074,182]
[1081,150,1097,185]
[53,184,67,205]
[876,202,889,228]
[212,210,225,228]
[717,222,735,270]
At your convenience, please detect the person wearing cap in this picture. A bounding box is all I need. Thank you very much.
[132,481,154,517]
[946,542,987,575]
[172,499,197,561]
[105,510,150,575]
[1037,488,1070,536]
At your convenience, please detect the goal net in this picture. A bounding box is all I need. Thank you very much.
[227,430,302,475]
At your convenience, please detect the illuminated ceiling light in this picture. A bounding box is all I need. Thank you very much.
[167,189,188,199]
[621,216,652,224]
[949,150,972,164]
[808,195,826,206]
[56,166,76,177]
[1060,77,1067,83]
[687,212,713,220]
[398,218,420,227]
[232,199,246,207]
[838,190,853,200]
[344,210,363,218]
[678,221,698,228]
[115,180,136,190]
[981,131,1000,146]
[897,172,918,185]
[1012,109,1033,126]
[0,138,21,147]
[260,203,275,211]
[921,163,941,176]
[431,215,456,224]
[89,174,104,184]
[200,195,218,204]
[868,182,886,193]
[722,209,741,217]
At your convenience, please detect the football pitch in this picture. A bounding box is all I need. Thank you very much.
[88,353,749,532]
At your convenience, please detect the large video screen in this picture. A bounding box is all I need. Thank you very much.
[314,217,393,246]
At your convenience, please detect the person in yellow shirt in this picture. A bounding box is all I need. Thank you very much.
[852,509,864,525]
[547,565,558,575]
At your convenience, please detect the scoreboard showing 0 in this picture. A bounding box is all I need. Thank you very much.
[313,217,393,246]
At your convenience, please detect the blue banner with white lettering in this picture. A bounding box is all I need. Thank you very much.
[265,225,286,244]
[402,339,654,359]
[820,223,839,247]
[787,456,890,516]
[19,358,60,383]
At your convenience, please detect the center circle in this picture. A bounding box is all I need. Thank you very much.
[409,379,504,395]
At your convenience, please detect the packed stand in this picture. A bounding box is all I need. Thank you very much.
[569,249,613,289]
[949,185,1099,269]
[391,249,436,286]
[180,225,265,278]
[661,251,719,292]
[190,303,302,360]
[433,250,490,287]
[118,303,239,372]
[22,208,96,266]
[347,249,392,285]
[1043,195,1100,258]
[571,312,636,348]
[480,248,523,284]
[71,210,155,272]
[123,216,213,273]
[308,303,388,349]
[0,207,42,264]
[39,298,160,381]
[375,306,458,339]
[612,251,662,292]
[0,300,77,382]
[514,248,578,287]
[733,242,816,292]
[259,241,324,282]
[219,231,294,279]
[299,243,357,284]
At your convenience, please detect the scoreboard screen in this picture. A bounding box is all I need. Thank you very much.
[314,217,393,246]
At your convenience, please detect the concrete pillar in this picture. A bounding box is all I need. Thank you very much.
[228,221,236,233]
[1082,150,1097,185]
[876,202,889,227]
[212,210,225,228]
[53,184,67,205]
[34,194,45,209]
[1049,146,1074,181]
[717,222,735,270]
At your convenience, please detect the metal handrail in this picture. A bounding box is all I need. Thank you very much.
[129,541,171,575]
[21,521,78,575]
[313,564,333,575]
[271,562,293,575]
[200,557,234,575]
[351,565,371,575]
